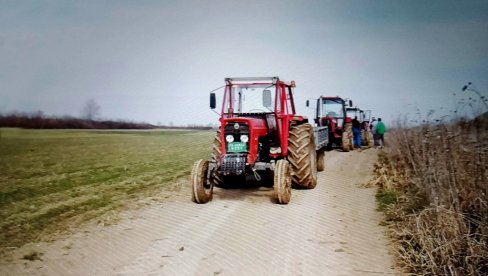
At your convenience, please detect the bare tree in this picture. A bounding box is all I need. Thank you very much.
[81,99,101,121]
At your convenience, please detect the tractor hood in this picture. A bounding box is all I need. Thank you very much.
[222,117,267,132]
[219,116,268,165]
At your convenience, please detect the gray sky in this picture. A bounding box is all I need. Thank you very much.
[1,0,487,125]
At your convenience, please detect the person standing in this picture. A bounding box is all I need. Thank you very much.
[370,118,379,146]
[376,118,386,148]
[352,116,362,148]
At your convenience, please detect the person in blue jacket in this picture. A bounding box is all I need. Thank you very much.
[352,116,362,148]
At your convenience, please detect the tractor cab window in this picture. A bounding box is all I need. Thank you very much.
[225,85,276,114]
[346,109,359,119]
[321,99,344,117]
[346,110,356,119]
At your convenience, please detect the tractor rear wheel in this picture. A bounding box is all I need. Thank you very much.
[317,150,325,171]
[191,159,213,204]
[367,131,374,147]
[343,122,354,151]
[211,130,221,161]
[288,124,317,189]
[347,132,354,150]
[211,130,223,187]
[342,131,351,152]
[361,129,367,146]
[274,159,291,204]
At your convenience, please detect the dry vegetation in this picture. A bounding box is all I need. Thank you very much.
[0,128,213,253]
[369,115,488,275]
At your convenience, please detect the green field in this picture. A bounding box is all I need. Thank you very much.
[0,128,213,249]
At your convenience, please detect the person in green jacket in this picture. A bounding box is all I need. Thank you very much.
[376,118,386,147]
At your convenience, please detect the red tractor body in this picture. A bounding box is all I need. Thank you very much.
[192,77,319,204]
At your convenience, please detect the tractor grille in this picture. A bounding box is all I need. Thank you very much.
[224,123,249,143]
[220,154,247,175]
[224,122,250,153]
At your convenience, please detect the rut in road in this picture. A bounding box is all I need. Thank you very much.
[0,149,396,275]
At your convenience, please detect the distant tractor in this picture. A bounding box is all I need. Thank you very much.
[308,96,354,152]
[191,77,324,204]
[346,106,374,148]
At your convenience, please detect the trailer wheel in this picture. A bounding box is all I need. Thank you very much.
[288,124,317,189]
[191,159,213,204]
[317,150,325,171]
[274,159,291,204]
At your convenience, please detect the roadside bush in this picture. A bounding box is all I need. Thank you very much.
[371,117,487,275]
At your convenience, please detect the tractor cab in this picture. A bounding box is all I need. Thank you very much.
[346,107,361,122]
[308,96,354,151]
[314,96,352,136]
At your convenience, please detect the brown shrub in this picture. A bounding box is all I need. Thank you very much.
[374,118,488,275]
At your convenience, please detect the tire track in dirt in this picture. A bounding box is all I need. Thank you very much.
[0,149,397,275]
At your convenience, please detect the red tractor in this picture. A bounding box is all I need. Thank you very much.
[307,96,354,152]
[191,77,319,204]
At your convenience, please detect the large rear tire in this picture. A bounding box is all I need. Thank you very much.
[191,159,213,204]
[274,159,291,204]
[342,131,351,152]
[343,122,354,151]
[211,130,223,186]
[317,150,325,171]
[288,124,317,189]
[367,131,374,147]
[211,130,221,161]
[361,129,367,146]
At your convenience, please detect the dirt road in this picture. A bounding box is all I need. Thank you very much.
[1,149,396,275]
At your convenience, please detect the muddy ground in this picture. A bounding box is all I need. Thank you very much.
[0,149,397,275]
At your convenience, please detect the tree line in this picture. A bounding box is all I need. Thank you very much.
[0,112,215,130]
[0,112,155,129]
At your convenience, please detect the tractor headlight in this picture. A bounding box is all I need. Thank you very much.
[225,135,234,143]
[240,135,249,143]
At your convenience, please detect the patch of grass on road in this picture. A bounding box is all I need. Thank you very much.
[0,128,213,249]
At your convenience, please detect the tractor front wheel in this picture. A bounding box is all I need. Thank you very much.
[191,159,213,204]
[274,160,291,204]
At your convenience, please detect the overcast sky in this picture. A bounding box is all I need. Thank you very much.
[1,0,487,125]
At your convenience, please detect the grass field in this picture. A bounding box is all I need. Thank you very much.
[0,128,213,249]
